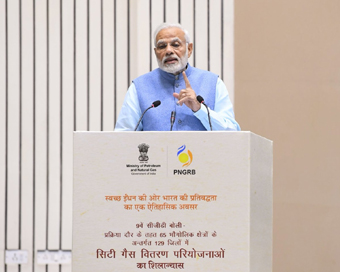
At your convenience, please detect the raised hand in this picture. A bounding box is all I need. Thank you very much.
[173,71,201,112]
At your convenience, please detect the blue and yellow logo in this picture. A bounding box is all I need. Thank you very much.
[177,145,193,167]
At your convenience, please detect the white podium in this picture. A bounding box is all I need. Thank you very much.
[73,131,272,272]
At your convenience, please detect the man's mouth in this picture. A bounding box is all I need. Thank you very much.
[164,58,178,64]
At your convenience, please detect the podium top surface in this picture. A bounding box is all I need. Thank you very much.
[74,131,272,143]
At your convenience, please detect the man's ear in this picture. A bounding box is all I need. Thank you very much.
[187,43,193,58]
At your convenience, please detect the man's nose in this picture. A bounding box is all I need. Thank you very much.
[165,44,174,55]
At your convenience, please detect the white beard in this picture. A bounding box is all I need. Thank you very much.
[157,49,188,74]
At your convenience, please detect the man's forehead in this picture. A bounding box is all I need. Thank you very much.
[157,37,182,45]
[156,27,186,43]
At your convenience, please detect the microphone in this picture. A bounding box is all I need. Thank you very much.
[170,111,176,131]
[197,95,212,131]
[152,100,161,107]
[134,100,161,131]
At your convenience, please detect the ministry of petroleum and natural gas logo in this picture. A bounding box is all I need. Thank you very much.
[174,145,196,175]
[138,143,149,162]
[125,143,162,176]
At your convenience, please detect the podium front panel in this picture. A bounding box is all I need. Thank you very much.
[73,131,272,271]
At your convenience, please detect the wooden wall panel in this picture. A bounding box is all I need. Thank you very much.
[151,0,164,70]
[47,2,61,272]
[7,1,20,272]
[180,0,194,65]
[209,0,222,77]
[115,0,128,115]
[223,0,234,104]
[131,0,150,81]
[0,0,6,268]
[47,0,61,250]
[165,0,179,24]
[61,0,74,256]
[21,0,34,271]
[34,0,48,271]
[7,0,20,260]
[129,0,138,81]
[195,0,208,70]
[89,0,102,131]
[102,0,115,131]
[75,0,88,131]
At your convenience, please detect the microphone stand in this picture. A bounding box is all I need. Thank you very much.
[170,111,176,131]
[197,95,212,131]
[134,100,161,131]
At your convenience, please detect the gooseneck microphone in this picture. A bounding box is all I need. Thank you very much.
[134,100,161,131]
[170,111,176,131]
[197,95,212,131]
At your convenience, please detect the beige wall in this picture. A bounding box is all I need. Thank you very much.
[235,1,340,271]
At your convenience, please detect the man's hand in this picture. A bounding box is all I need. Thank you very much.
[173,71,201,112]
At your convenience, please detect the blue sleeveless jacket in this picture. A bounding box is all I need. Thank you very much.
[133,64,218,131]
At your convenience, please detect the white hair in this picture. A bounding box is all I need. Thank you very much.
[153,23,191,47]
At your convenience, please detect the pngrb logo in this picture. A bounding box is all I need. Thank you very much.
[174,145,195,175]
[177,145,192,167]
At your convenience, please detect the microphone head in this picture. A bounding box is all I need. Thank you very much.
[152,100,161,108]
[197,95,204,104]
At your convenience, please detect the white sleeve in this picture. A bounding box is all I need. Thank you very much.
[193,78,241,131]
[114,83,143,131]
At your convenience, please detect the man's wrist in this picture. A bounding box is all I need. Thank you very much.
[192,103,202,113]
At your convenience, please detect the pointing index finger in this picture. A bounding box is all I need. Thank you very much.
[182,71,191,88]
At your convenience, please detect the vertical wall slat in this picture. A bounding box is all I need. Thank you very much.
[193,0,196,66]
[89,0,102,131]
[61,0,73,264]
[0,0,7,269]
[127,0,130,87]
[223,0,235,104]
[21,0,34,271]
[138,0,150,77]
[151,0,164,70]
[195,0,208,70]
[61,0,74,256]
[165,0,179,23]
[209,0,221,76]
[102,0,114,131]
[113,0,117,123]
[34,0,48,271]
[6,2,19,272]
[129,0,138,81]
[115,0,128,114]
[130,0,150,81]
[7,2,20,272]
[149,0,152,71]
[75,0,88,131]
[180,0,194,64]
[47,4,61,272]
[178,0,181,23]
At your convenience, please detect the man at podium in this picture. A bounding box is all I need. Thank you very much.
[115,23,240,131]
